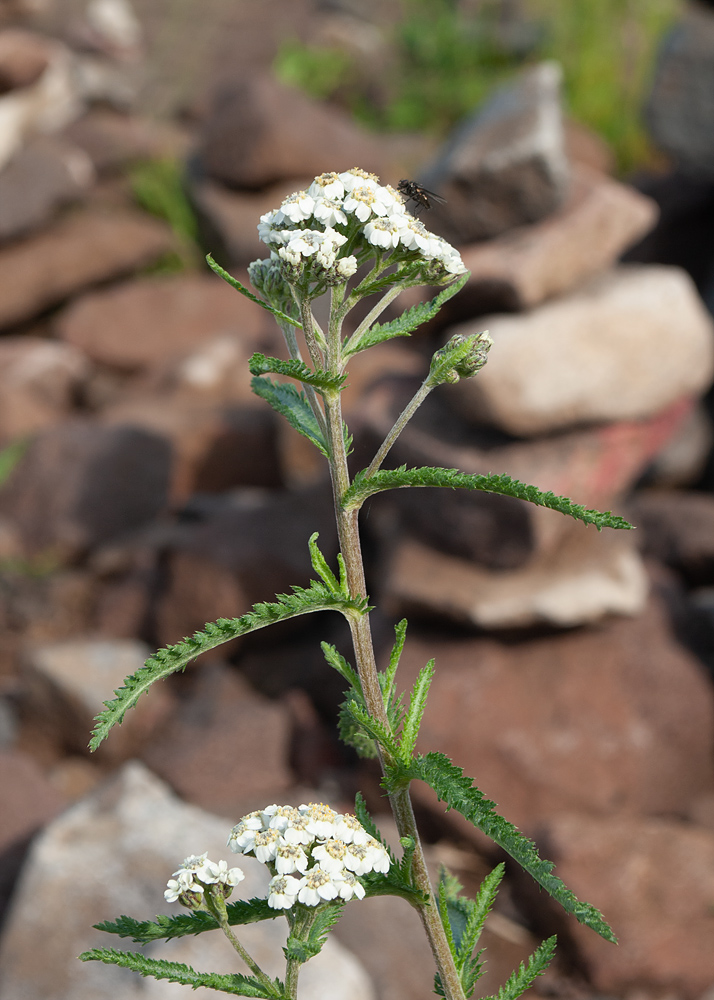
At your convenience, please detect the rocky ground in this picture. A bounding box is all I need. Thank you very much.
[0,2,714,1000]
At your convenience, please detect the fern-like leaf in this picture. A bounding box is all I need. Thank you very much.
[482,936,557,1000]
[342,466,633,531]
[89,581,368,750]
[94,898,277,943]
[457,865,505,969]
[392,752,616,943]
[207,254,300,329]
[399,659,435,762]
[249,353,346,392]
[343,275,468,357]
[251,376,328,456]
[345,701,401,760]
[79,948,286,998]
[285,903,345,963]
[321,642,361,692]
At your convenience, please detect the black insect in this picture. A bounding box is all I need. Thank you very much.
[397,179,447,213]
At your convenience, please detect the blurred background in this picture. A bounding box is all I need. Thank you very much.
[0,1,714,998]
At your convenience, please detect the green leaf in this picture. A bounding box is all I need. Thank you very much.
[79,948,286,998]
[252,376,329,456]
[382,618,407,706]
[338,698,378,758]
[342,466,633,531]
[394,752,617,943]
[321,642,361,692]
[482,936,557,1000]
[308,532,349,597]
[343,274,468,357]
[89,580,368,751]
[456,864,505,969]
[399,658,434,762]
[94,897,277,943]
[345,700,401,761]
[285,903,345,963]
[207,254,301,329]
[249,353,346,392]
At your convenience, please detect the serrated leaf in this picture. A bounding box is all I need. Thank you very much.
[481,936,557,1000]
[394,752,616,943]
[90,580,368,750]
[399,658,434,762]
[455,865,505,973]
[249,353,346,392]
[345,700,401,760]
[207,254,300,329]
[321,643,361,692]
[338,698,378,758]
[308,532,345,596]
[343,466,633,531]
[382,618,407,705]
[79,948,286,998]
[343,275,468,358]
[252,376,328,456]
[94,897,277,943]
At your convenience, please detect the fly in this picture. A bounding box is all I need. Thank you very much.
[397,179,447,213]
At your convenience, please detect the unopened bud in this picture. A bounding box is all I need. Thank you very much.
[427,331,492,387]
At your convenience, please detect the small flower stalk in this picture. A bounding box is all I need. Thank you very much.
[83,166,622,1000]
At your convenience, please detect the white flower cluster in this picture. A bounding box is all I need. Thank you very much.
[165,852,245,903]
[258,168,465,277]
[228,802,391,910]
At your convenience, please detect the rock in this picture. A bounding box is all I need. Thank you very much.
[640,402,713,488]
[0,135,94,242]
[0,30,84,170]
[0,336,90,443]
[55,273,269,371]
[21,637,173,762]
[448,265,714,436]
[563,118,616,175]
[381,522,647,629]
[646,2,714,178]
[62,108,190,174]
[190,176,313,266]
[355,376,694,565]
[154,484,337,645]
[0,208,172,329]
[0,420,172,562]
[420,62,570,244]
[398,593,714,832]
[459,166,658,313]
[196,72,404,190]
[628,489,714,585]
[540,812,714,997]
[141,663,292,814]
[0,761,375,1000]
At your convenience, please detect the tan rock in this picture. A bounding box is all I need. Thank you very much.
[460,166,657,311]
[542,812,714,997]
[450,265,714,436]
[383,521,647,629]
[0,208,172,329]
[0,749,64,854]
[56,272,270,370]
[397,594,714,831]
[0,336,89,442]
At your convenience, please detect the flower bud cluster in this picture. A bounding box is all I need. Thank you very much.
[228,802,390,910]
[257,168,466,283]
[165,853,245,907]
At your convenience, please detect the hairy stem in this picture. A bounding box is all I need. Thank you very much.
[322,301,465,1000]
[342,283,405,358]
[210,897,277,994]
[364,379,433,478]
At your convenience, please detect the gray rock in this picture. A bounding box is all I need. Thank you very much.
[420,62,570,244]
[0,420,172,562]
[0,136,94,243]
[449,265,714,436]
[0,762,375,1000]
[646,2,714,177]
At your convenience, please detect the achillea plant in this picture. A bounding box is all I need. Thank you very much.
[81,168,627,999]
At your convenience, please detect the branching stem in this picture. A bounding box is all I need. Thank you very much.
[364,379,433,478]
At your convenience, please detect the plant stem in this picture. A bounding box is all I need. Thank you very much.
[364,379,433,478]
[212,902,277,994]
[321,302,466,1000]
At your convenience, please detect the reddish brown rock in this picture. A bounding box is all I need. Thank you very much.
[628,489,714,585]
[0,749,64,855]
[460,167,657,313]
[0,337,90,443]
[197,73,410,190]
[55,272,270,371]
[141,663,292,815]
[0,420,172,562]
[398,594,714,832]
[543,812,714,997]
[0,209,172,329]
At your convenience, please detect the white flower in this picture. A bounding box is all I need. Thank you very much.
[333,870,366,901]
[366,838,391,874]
[312,838,348,875]
[344,843,378,876]
[282,815,314,847]
[253,828,282,863]
[296,867,339,906]
[275,842,309,875]
[363,218,402,249]
[299,802,338,840]
[312,196,348,228]
[276,190,315,224]
[201,859,245,886]
[173,853,208,875]
[278,245,302,266]
[228,813,263,853]
[268,874,302,910]
[338,168,379,193]
[309,171,346,202]
[336,256,358,278]
[165,869,203,903]
[333,813,370,845]
[262,804,299,832]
